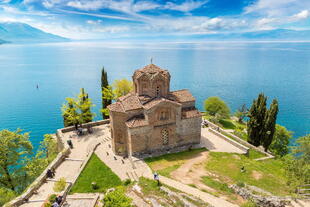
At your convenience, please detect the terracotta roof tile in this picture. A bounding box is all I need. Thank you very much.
[133,64,170,80]
[169,89,195,103]
[143,97,181,110]
[107,102,124,112]
[126,117,148,128]
[118,93,143,111]
[181,109,202,119]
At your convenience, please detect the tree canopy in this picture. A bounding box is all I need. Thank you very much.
[247,93,278,150]
[62,88,95,128]
[0,130,58,204]
[0,129,33,191]
[285,134,310,188]
[101,79,133,116]
[269,124,292,157]
[101,67,111,119]
[204,96,230,119]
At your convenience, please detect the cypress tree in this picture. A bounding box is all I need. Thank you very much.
[101,67,111,119]
[247,93,267,146]
[263,99,279,151]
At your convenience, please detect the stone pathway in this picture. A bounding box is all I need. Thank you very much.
[19,127,103,207]
[95,135,153,181]
[201,127,245,153]
[63,193,100,207]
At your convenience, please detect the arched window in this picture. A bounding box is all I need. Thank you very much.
[156,85,161,96]
[162,128,169,145]
[159,110,169,120]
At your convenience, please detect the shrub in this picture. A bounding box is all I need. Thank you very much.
[204,97,230,119]
[241,201,257,207]
[236,181,245,187]
[48,194,57,203]
[123,179,131,186]
[53,177,66,192]
[43,202,52,207]
[102,187,132,207]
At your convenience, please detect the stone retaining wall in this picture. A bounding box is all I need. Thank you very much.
[203,119,274,159]
[208,128,249,152]
[6,120,109,207]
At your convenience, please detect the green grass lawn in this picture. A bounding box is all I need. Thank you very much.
[70,154,122,193]
[145,148,207,176]
[205,152,291,196]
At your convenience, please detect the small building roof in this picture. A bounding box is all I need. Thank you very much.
[169,89,195,103]
[107,102,124,112]
[181,108,202,119]
[143,97,181,110]
[108,93,143,113]
[118,93,143,111]
[126,116,148,128]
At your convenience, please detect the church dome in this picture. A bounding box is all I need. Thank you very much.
[133,64,170,80]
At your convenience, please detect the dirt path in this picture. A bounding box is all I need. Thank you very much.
[170,151,214,191]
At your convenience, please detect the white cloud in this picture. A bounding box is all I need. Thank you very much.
[291,10,309,21]
[86,19,102,24]
[132,1,160,12]
[67,0,104,11]
[146,16,248,34]
[244,0,310,17]
[164,0,208,13]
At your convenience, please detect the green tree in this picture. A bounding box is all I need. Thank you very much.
[0,187,16,206]
[39,134,58,162]
[24,134,58,186]
[235,104,248,123]
[262,99,279,151]
[204,96,230,119]
[112,79,133,99]
[62,97,79,128]
[101,67,111,119]
[285,134,310,189]
[247,93,267,146]
[101,79,133,117]
[103,187,132,207]
[62,89,95,129]
[0,129,33,192]
[269,125,292,157]
[78,88,95,123]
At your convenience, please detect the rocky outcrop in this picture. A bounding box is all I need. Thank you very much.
[230,184,290,207]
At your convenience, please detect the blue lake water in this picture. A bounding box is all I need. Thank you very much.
[0,41,309,149]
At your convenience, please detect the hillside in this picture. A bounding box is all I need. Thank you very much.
[0,22,68,43]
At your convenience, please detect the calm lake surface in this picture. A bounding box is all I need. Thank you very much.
[0,41,309,149]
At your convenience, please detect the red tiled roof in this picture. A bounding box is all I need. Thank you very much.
[169,89,195,103]
[181,109,202,119]
[107,102,124,112]
[126,117,148,128]
[143,97,181,110]
[133,64,170,80]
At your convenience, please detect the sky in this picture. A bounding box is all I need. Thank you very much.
[0,0,309,39]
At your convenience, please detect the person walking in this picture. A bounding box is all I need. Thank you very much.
[154,172,160,186]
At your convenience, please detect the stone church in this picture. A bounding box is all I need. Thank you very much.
[108,64,201,157]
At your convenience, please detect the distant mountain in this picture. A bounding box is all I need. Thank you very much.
[0,39,9,44]
[196,29,310,41]
[0,22,68,43]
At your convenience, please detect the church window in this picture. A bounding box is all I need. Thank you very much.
[162,128,169,145]
[160,110,169,120]
[156,86,161,96]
